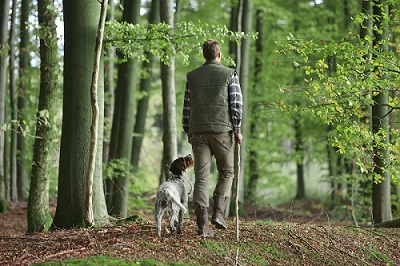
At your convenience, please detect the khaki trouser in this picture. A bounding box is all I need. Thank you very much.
[191,132,234,209]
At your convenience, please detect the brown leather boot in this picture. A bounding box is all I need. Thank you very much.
[196,208,214,237]
[211,196,228,229]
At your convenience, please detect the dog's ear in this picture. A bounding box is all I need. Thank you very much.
[184,154,194,169]
[170,157,185,175]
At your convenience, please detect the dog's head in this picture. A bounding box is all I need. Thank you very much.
[170,154,194,175]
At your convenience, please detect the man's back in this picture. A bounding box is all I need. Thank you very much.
[186,60,234,134]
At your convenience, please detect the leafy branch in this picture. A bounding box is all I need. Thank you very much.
[104,20,257,65]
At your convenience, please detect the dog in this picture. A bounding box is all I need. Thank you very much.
[155,154,194,237]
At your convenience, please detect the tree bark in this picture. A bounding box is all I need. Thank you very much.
[17,0,30,201]
[246,8,263,203]
[103,0,115,165]
[131,0,160,170]
[371,0,392,224]
[294,116,305,199]
[108,0,141,218]
[84,0,108,227]
[27,0,58,233]
[9,0,18,202]
[237,0,252,214]
[159,0,177,184]
[0,0,10,212]
[228,0,243,217]
[103,0,115,207]
[52,0,107,229]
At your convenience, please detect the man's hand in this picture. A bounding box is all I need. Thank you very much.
[234,133,243,144]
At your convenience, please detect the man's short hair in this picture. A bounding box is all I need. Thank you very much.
[202,39,220,60]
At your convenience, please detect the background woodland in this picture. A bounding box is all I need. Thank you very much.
[0,0,399,233]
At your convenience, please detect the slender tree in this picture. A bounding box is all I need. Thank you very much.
[103,0,115,165]
[290,1,307,200]
[294,116,305,199]
[235,0,252,214]
[108,0,141,218]
[246,8,263,202]
[52,0,108,228]
[371,0,392,224]
[9,0,18,202]
[131,0,160,170]
[17,0,30,201]
[0,0,10,212]
[227,0,242,217]
[27,0,58,233]
[159,0,177,183]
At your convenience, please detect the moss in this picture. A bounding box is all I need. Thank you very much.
[0,199,8,212]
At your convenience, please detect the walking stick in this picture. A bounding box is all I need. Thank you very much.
[235,142,241,242]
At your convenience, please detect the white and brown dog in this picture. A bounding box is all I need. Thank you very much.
[155,154,194,237]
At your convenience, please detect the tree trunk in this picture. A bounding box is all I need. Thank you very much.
[371,0,392,224]
[27,0,58,233]
[52,0,106,229]
[103,0,115,206]
[246,8,262,203]
[159,0,177,184]
[131,0,160,170]
[108,0,141,218]
[228,1,239,66]
[237,0,252,214]
[228,0,243,217]
[84,0,108,227]
[9,0,18,202]
[294,117,305,199]
[0,0,10,212]
[103,0,115,165]
[17,0,30,201]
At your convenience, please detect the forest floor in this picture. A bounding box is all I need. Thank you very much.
[0,199,399,265]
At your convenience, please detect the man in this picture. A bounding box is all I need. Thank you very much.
[182,39,243,237]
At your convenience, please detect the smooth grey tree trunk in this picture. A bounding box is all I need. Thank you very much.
[103,0,115,208]
[84,0,108,227]
[371,0,392,224]
[103,0,115,165]
[52,0,107,229]
[131,0,160,170]
[227,0,242,217]
[159,0,177,184]
[17,0,30,201]
[108,0,141,218]
[246,8,262,203]
[0,0,10,212]
[237,0,252,214]
[9,0,18,202]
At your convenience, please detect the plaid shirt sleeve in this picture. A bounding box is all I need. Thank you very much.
[182,81,190,134]
[229,71,243,134]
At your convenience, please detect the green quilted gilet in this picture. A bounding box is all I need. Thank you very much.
[187,60,234,134]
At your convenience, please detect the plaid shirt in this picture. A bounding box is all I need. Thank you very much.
[182,71,243,135]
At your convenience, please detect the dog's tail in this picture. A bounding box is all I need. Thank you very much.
[165,190,187,213]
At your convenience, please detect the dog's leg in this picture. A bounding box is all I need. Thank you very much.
[168,206,178,231]
[177,209,184,234]
[155,203,164,237]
